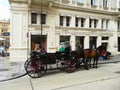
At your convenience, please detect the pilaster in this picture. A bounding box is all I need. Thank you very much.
[47,13,56,52]
[10,2,29,62]
[97,36,101,47]
[70,34,75,51]
[84,36,89,49]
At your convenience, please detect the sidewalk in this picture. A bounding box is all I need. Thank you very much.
[0,57,26,81]
[0,59,120,90]
[0,55,120,81]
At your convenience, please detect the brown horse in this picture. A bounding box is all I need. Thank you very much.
[83,45,104,70]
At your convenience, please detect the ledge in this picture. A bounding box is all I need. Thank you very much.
[53,2,114,15]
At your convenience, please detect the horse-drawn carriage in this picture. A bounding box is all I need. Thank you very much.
[24,42,79,78]
[24,43,105,78]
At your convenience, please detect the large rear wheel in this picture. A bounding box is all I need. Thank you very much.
[24,58,31,71]
[26,58,47,78]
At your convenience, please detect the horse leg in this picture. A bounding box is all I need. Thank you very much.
[89,58,91,68]
[95,59,98,68]
[93,58,95,68]
[83,58,86,69]
[83,58,88,70]
[85,58,89,70]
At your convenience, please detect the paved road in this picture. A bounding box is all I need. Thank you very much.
[0,55,120,81]
[0,55,120,90]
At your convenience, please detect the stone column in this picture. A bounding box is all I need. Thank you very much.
[98,19,102,29]
[55,33,60,51]
[84,36,89,49]
[108,19,118,55]
[85,17,89,28]
[47,13,56,52]
[97,36,102,47]
[10,2,29,62]
[70,34,75,51]
[71,15,75,27]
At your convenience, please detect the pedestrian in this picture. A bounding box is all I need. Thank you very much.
[2,51,4,57]
[101,50,107,59]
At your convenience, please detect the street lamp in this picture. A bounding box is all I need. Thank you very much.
[40,0,43,50]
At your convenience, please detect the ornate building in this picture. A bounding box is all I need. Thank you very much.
[9,0,120,61]
[0,19,10,50]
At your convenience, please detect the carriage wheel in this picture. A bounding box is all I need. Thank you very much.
[56,60,66,71]
[26,58,47,78]
[24,58,31,71]
[66,59,76,73]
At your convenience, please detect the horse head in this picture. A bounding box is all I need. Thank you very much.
[96,45,105,54]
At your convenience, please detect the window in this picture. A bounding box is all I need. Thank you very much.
[60,16,63,26]
[119,0,120,8]
[94,19,98,28]
[118,21,120,30]
[89,19,92,28]
[75,17,79,27]
[59,15,71,27]
[75,17,85,27]
[41,14,46,24]
[106,20,109,29]
[81,18,85,27]
[89,18,98,28]
[31,13,37,24]
[102,37,109,40]
[103,0,108,8]
[66,16,70,26]
[101,19,109,29]
[91,0,97,6]
[77,0,84,3]
[62,0,70,4]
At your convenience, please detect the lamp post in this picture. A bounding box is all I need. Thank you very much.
[40,0,43,50]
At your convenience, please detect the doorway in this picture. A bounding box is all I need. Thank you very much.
[89,36,97,49]
[31,35,47,51]
[76,36,84,49]
[118,37,120,51]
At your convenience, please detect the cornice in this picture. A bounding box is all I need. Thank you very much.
[55,26,107,32]
[53,3,116,16]
[28,25,50,30]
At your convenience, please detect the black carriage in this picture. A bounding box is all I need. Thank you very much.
[24,42,79,78]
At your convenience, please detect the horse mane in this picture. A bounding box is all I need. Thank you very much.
[96,45,105,53]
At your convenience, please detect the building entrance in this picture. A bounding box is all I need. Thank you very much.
[59,36,70,49]
[118,37,120,51]
[76,36,84,50]
[90,36,97,49]
[31,35,47,51]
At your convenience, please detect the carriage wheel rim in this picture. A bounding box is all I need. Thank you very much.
[26,60,44,78]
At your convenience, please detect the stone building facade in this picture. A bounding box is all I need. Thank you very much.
[9,0,120,61]
[0,20,10,50]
